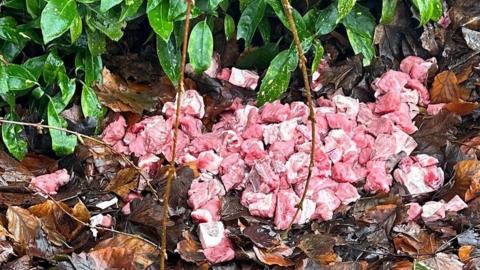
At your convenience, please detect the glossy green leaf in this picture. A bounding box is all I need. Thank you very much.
[43,52,65,85]
[258,17,270,43]
[266,0,308,42]
[4,64,37,91]
[257,49,298,106]
[87,28,106,56]
[337,0,356,21]
[314,4,338,36]
[0,17,28,44]
[100,0,123,12]
[147,0,173,41]
[81,84,105,131]
[208,0,222,10]
[168,0,201,21]
[120,0,143,20]
[51,72,75,112]
[237,0,265,47]
[0,65,15,108]
[40,0,79,43]
[224,14,235,41]
[219,0,228,11]
[156,35,180,86]
[3,0,26,9]
[188,20,213,73]
[0,41,25,62]
[342,4,375,66]
[411,0,442,25]
[47,100,77,156]
[26,0,44,18]
[87,11,125,41]
[22,54,47,80]
[380,0,398,24]
[2,112,28,160]
[70,14,82,43]
[84,52,103,86]
[311,41,324,72]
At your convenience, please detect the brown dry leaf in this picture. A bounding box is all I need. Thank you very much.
[105,167,138,200]
[243,224,280,249]
[95,68,157,113]
[298,234,341,265]
[443,160,480,202]
[94,234,159,268]
[6,206,40,246]
[175,230,206,263]
[393,223,439,257]
[19,153,58,176]
[457,65,473,83]
[253,246,294,267]
[72,200,91,223]
[89,247,135,270]
[390,260,413,270]
[0,150,34,184]
[360,204,397,224]
[430,71,471,103]
[459,245,475,262]
[445,101,480,116]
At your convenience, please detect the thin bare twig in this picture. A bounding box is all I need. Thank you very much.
[160,0,193,269]
[0,118,159,201]
[280,0,316,234]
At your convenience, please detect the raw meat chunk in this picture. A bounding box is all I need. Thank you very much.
[30,169,70,195]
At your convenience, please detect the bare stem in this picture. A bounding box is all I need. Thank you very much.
[0,118,159,201]
[280,0,316,235]
[160,0,193,269]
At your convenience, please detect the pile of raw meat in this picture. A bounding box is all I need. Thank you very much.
[94,56,467,263]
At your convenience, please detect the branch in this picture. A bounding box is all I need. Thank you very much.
[0,118,159,201]
[280,0,316,234]
[160,0,193,269]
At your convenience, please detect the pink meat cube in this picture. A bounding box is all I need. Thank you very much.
[332,95,360,119]
[216,68,231,81]
[325,113,356,133]
[138,154,160,176]
[191,197,221,223]
[197,150,223,174]
[30,169,70,195]
[357,103,376,125]
[406,202,422,221]
[285,152,310,184]
[392,127,418,156]
[375,89,402,113]
[198,221,225,248]
[163,90,205,118]
[444,195,468,212]
[202,236,235,264]
[421,201,445,222]
[189,132,223,154]
[393,156,444,195]
[274,189,300,230]
[372,70,410,95]
[400,56,434,83]
[188,176,225,209]
[260,101,291,123]
[290,102,309,123]
[228,68,259,90]
[406,79,430,105]
[364,160,392,193]
[298,199,316,224]
[253,158,279,189]
[219,153,246,191]
[312,189,341,221]
[161,130,190,162]
[102,115,126,145]
[241,139,267,165]
[332,162,360,183]
[180,115,203,138]
[241,191,276,218]
[367,118,394,136]
[335,183,360,204]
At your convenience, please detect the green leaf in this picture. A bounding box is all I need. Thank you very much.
[147,0,173,41]
[87,10,125,41]
[47,100,77,156]
[224,14,235,41]
[208,0,222,10]
[0,65,15,108]
[84,52,103,86]
[86,28,106,56]
[120,0,143,20]
[43,52,65,85]
[70,14,82,43]
[342,4,376,66]
[0,17,29,44]
[257,49,298,106]
[4,64,37,91]
[51,72,75,112]
[156,35,180,86]
[168,0,201,21]
[23,55,47,80]
[258,17,270,43]
[236,43,279,70]
[100,0,123,12]
[3,0,27,9]
[237,0,266,46]
[2,112,28,160]
[337,0,356,22]
[411,0,443,26]
[311,41,324,71]
[0,41,26,62]
[26,0,44,18]
[380,0,398,24]
[314,4,338,36]
[81,84,105,132]
[40,0,79,43]
[188,20,213,73]
[266,0,308,42]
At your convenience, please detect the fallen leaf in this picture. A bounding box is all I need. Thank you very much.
[459,245,475,262]
[0,240,14,263]
[444,160,480,202]
[19,153,58,176]
[6,206,40,246]
[445,101,479,116]
[95,68,157,114]
[392,222,440,257]
[175,230,206,263]
[456,65,473,83]
[0,150,34,185]
[462,28,480,51]
[390,260,413,270]
[253,246,294,267]
[414,253,464,269]
[430,71,471,103]
[298,234,342,265]
[94,233,159,268]
[243,224,280,249]
[89,247,135,270]
[320,56,363,93]
[105,167,138,200]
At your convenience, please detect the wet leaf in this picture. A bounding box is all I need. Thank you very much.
[414,253,463,270]
[47,100,77,156]
[237,0,266,47]
[105,167,138,200]
[393,222,440,256]
[243,224,279,249]
[188,20,213,74]
[156,35,180,86]
[462,28,480,51]
[40,0,78,43]
[411,0,442,26]
[337,0,356,22]
[253,246,293,267]
[175,230,206,263]
[4,64,37,91]
[6,206,40,246]
[313,4,338,36]
[431,71,471,103]
[2,112,28,160]
[20,153,58,176]
[342,4,376,66]
[443,160,480,202]
[95,68,156,113]
[89,247,135,270]
[147,0,173,42]
[444,101,479,116]
[298,234,342,265]
[380,0,398,24]
[459,245,475,262]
